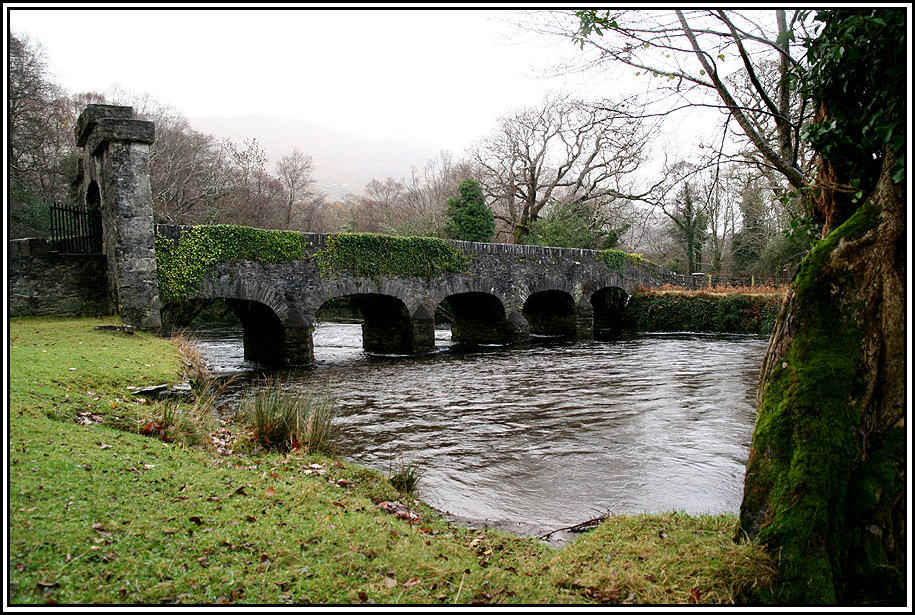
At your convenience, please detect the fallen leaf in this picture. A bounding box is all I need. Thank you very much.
[403,577,421,588]
[383,577,397,589]
[265,486,276,497]
[689,586,702,604]
[188,516,203,525]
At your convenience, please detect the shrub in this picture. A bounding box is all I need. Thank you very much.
[622,290,783,334]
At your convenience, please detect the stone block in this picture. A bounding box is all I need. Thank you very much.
[87,119,155,155]
[75,104,135,146]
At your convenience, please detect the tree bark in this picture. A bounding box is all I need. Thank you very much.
[737,145,906,604]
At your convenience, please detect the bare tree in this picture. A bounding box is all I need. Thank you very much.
[470,92,653,243]
[394,151,482,237]
[275,148,325,231]
[221,138,283,227]
[526,10,815,188]
[9,32,74,237]
[149,114,227,224]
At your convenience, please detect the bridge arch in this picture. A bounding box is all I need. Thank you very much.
[590,286,630,338]
[334,292,434,355]
[185,267,313,366]
[441,291,528,346]
[522,289,581,339]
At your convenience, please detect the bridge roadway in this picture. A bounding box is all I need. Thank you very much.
[157,226,699,367]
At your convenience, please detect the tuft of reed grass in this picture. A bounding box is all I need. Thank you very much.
[388,451,424,494]
[171,329,210,386]
[142,377,230,447]
[242,377,338,453]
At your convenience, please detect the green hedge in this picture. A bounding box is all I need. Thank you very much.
[316,233,469,278]
[622,291,783,334]
[155,225,305,304]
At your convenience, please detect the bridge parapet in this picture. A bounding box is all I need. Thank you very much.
[156,225,699,291]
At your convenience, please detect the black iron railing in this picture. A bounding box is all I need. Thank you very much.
[49,203,103,254]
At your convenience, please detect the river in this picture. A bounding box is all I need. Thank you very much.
[186,321,768,542]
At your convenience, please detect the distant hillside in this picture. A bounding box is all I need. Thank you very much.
[187,114,448,200]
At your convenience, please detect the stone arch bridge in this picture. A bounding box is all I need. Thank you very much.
[157,225,699,367]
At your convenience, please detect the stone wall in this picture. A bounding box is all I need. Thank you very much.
[8,238,113,318]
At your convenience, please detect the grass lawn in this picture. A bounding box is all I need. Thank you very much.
[7,316,776,605]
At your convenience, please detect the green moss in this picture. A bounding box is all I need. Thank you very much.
[741,197,899,604]
[316,233,469,278]
[155,225,306,305]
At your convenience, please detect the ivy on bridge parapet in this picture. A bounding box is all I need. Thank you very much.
[155,225,306,304]
[315,233,469,279]
[598,248,645,278]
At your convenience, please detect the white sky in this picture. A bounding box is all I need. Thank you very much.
[7,5,627,153]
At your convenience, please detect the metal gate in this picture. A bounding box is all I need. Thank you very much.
[49,203,103,254]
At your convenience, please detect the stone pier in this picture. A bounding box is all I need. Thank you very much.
[75,104,161,329]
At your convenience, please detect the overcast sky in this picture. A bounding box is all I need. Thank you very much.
[7,6,629,153]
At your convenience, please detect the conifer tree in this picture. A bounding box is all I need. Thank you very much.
[443,179,495,242]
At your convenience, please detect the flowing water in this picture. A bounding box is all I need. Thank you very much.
[187,321,768,541]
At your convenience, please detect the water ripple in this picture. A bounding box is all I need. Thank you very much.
[188,322,768,534]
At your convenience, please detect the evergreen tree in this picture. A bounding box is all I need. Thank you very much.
[665,183,708,274]
[443,179,495,242]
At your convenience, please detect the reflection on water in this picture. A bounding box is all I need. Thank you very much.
[187,321,767,538]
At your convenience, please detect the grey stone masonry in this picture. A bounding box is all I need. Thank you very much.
[75,105,161,329]
[9,237,113,317]
[156,226,701,366]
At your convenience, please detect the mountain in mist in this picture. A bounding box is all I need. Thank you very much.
[187,114,449,200]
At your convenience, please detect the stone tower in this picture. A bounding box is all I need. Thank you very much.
[74,104,161,329]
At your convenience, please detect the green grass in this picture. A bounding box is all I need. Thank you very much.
[8,316,778,605]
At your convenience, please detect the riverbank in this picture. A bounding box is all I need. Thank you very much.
[8,316,777,605]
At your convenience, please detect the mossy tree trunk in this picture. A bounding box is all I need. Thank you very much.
[737,146,906,604]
